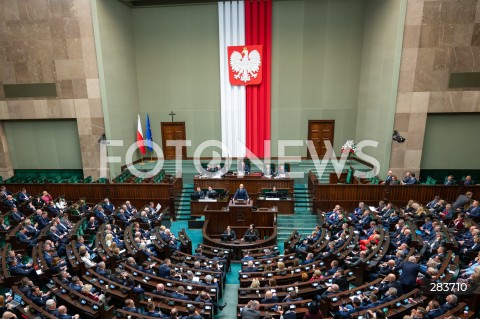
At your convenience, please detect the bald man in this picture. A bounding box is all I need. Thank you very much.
[233,184,249,201]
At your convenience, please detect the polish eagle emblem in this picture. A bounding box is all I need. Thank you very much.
[228,45,263,85]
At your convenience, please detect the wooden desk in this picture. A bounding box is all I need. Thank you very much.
[257,197,294,214]
[194,176,294,200]
[203,203,277,235]
[190,198,229,217]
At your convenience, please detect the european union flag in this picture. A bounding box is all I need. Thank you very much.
[145,113,153,152]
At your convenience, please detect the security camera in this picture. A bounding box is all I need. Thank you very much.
[392,130,406,143]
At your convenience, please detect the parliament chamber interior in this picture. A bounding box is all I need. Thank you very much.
[1,0,480,319]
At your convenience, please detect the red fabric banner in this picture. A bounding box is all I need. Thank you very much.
[245,0,271,158]
[227,45,263,86]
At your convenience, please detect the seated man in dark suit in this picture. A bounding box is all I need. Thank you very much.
[9,258,34,276]
[17,188,31,203]
[193,187,205,199]
[102,198,115,214]
[444,175,455,185]
[3,195,17,208]
[57,305,80,319]
[94,206,109,223]
[464,175,474,185]
[282,291,302,302]
[144,302,163,318]
[261,290,279,304]
[95,261,110,278]
[466,200,480,218]
[29,286,50,306]
[425,300,444,319]
[242,261,259,272]
[171,286,190,300]
[122,299,140,313]
[10,207,25,223]
[0,185,12,199]
[152,283,171,297]
[240,160,250,174]
[16,227,38,247]
[233,184,249,201]
[86,216,99,231]
[158,259,172,278]
[37,211,51,230]
[206,186,217,198]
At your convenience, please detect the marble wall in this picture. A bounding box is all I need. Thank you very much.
[0,0,105,179]
[389,0,480,177]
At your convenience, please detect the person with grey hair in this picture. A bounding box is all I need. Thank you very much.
[57,305,80,319]
[203,274,218,287]
[45,299,59,317]
[241,300,260,319]
[378,287,397,305]
[399,256,431,293]
[441,294,458,313]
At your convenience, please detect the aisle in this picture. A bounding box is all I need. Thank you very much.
[218,284,240,319]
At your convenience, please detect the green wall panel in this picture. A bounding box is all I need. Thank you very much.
[421,114,480,169]
[4,120,82,169]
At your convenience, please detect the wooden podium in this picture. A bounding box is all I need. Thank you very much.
[202,200,278,259]
[203,200,276,235]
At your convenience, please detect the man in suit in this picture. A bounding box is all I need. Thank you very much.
[95,261,110,277]
[452,191,473,210]
[464,175,474,185]
[242,261,259,272]
[171,286,190,300]
[10,207,25,223]
[222,225,236,241]
[206,186,217,198]
[3,195,17,208]
[29,286,50,306]
[0,185,12,199]
[444,175,455,185]
[375,274,403,295]
[439,203,455,221]
[193,187,205,199]
[45,299,60,317]
[345,251,367,267]
[102,198,115,214]
[9,258,35,276]
[233,184,249,201]
[425,300,444,319]
[152,283,171,297]
[37,211,51,230]
[263,164,274,176]
[17,227,37,247]
[382,170,393,185]
[377,287,397,305]
[261,290,279,304]
[46,201,61,216]
[399,256,430,293]
[466,200,480,218]
[401,171,417,185]
[122,299,140,313]
[94,206,109,223]
[57,306,80,319]
[240,300,261,319]
[441,294,458,313]
[158,259,172,278]
[332,269,349,291]
[242,224,258,242]
[17,188,31,203]
[240,160,250,174]
[85,216,98,231]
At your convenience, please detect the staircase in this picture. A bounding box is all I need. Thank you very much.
[176,183,194,220]
[277,184,318,242]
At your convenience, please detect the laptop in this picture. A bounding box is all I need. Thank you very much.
[9,293,23,307]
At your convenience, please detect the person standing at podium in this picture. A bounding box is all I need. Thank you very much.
[233,184,249,201]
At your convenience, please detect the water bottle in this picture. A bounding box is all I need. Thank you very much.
[464,306,469,318]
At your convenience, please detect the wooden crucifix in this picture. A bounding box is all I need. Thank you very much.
[169,111,176,122]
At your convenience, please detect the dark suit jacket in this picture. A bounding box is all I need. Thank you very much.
[399,262,429,287]
[233,188,249,200]
[171,292,190,300]
[260,296,279,304]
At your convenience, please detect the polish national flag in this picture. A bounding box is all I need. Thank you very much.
[137,114,146,155]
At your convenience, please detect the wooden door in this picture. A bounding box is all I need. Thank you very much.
[307,120,335,159]
[161,122,186,160]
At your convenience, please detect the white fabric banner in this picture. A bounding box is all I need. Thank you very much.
[218,1,246,157]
